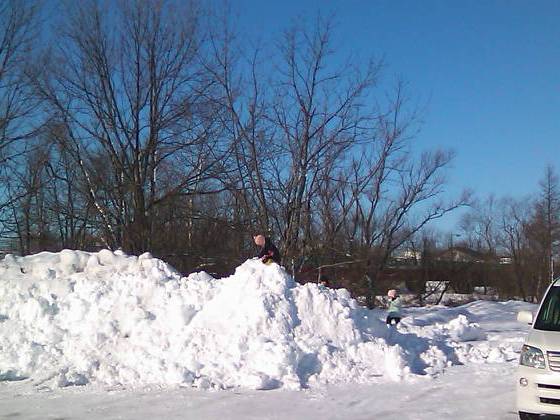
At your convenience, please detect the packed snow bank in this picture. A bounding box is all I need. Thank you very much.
[401,300,533,366]
[0,250,522,390]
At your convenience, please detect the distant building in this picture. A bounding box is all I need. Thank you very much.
[498,256,512,265]
[436,246,486,263]
[392,249,422,263]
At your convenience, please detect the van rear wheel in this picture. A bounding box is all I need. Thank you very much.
[518,411,538,420]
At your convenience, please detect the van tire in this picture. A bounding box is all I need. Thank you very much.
[518,412,538,420]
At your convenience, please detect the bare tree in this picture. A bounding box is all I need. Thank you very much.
[202,10,274,238]
[32,0,226,252]
[0,0,41,160]
[499,197,534,300]
[342,86,470,306]
[459,195,500,253]
[536,165,560,282]
[270,17,380,266]
[0,0,43,238]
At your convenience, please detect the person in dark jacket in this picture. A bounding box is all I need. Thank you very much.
[319,275,330,288]
[253,234,281,264]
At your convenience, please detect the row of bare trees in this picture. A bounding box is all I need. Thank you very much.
[0,0,486,305]
[448,165,560,301]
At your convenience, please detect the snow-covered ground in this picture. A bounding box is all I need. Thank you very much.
[0,250,534,419]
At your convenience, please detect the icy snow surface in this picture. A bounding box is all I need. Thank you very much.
[0,250,529,392]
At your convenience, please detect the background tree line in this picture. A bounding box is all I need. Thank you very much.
[447,164,560,302]
[376,164,559,305]
[0,0,555,305]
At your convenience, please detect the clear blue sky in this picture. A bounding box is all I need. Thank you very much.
[231,0,560,229]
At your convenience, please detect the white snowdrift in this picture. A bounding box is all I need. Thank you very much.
[0,250,513,390]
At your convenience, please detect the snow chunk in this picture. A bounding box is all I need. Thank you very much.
[446,315,487,342]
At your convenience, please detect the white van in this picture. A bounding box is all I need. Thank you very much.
[517,279,560,419]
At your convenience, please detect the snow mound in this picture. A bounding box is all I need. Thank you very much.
[0,250,502,390]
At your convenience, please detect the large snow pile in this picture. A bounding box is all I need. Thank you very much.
[0,250,513,390]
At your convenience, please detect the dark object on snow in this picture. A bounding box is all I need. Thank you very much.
[256,237,281,264]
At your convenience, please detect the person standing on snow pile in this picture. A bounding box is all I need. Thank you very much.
[253,234,281,264]
[386,289,402,326]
